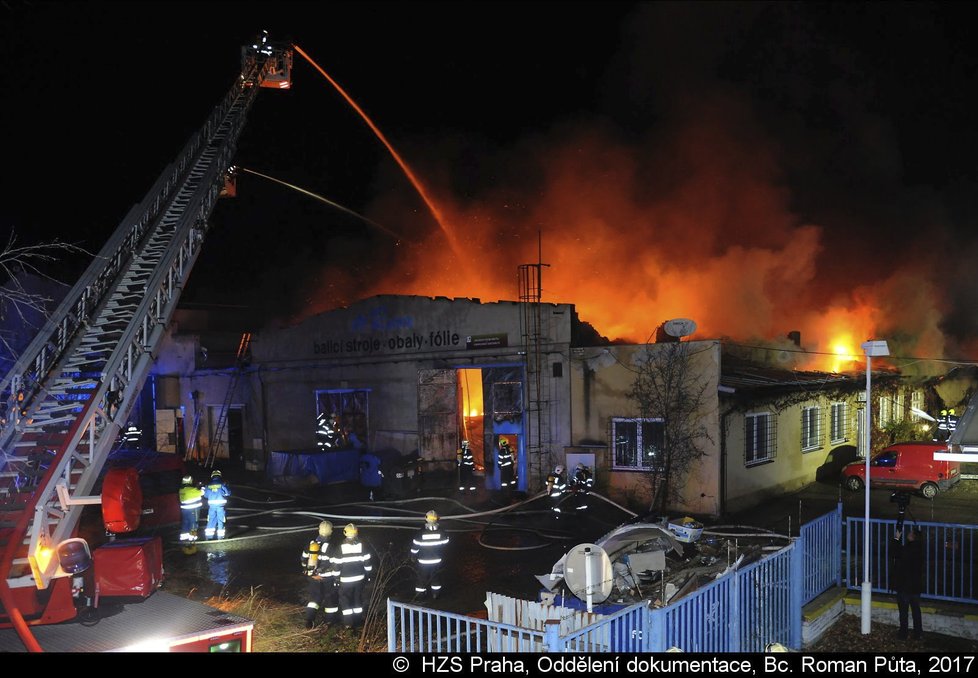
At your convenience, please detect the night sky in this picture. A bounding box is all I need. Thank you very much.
[4,2,978,365]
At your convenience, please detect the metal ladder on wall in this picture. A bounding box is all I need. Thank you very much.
[203,332,251,468]
[519,253,552,487]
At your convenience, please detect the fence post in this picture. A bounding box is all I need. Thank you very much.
[835,502,843,588]
[646,605,666,652]
[387,598,395,652]
[730,570,741,651]
[543,619,561,652]
[790,540,803,650]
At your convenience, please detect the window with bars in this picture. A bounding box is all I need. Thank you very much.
[830,402,848,443]
[910,391,924,419]
[801,405,823,452]
[745,412,776,466]
[612,417,665,471]
[878,395,892,427]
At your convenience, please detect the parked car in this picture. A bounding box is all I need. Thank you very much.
[841,441,961,499]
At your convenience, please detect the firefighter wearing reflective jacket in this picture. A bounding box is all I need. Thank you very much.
[302,521,339,629]
[202,469,230,540]
[570,463,594,512]
[411,510,451,599]
[497,438,516,490]
[178,475,203,542]
[546,465,568,518]
[331,523,372,627]
[457,440,476,493]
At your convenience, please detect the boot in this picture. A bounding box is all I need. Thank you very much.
[303,608,317,629]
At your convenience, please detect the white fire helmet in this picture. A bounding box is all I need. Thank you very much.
[182,475,193,485]
[425,510,439,525]
[554,465,564,475]
[343,523,358,539]
[319,521,333,538]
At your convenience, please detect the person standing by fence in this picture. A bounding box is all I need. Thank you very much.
[891,527,924,641]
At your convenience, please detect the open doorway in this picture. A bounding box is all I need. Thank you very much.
[458,368,485,470]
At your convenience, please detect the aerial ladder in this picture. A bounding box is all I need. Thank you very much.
[0,34,292,641]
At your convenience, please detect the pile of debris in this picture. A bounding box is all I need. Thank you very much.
[538,518,791,608]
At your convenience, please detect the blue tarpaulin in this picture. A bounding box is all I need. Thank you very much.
[267,449,360,485]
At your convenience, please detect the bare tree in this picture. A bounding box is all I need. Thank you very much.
[0,232,84,365]
[626,341,713,514]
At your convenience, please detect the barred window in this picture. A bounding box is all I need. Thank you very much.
[612,417,665,471]
[801,405,823,452]
[745,412,776,466]
[910,391,924,419]
[830,402,848,443]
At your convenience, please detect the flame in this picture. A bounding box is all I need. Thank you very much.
[297,93,950,374]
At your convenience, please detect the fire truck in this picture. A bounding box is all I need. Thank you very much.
[0,32,293,652]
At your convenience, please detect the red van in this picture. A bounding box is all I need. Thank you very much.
[841,441,961,499]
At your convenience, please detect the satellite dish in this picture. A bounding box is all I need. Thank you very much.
[563,543,613,604]
[663,318,697,338]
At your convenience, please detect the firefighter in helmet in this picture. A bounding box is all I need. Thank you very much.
[411,510,451,599]
[457,440,476,493]
[570,462,594,512]
[545,464,568,518]
[497,438,516,492]
[178,474,203,543]
[331,523,372,627]
[202,469,231,540]
[301,521,339,629]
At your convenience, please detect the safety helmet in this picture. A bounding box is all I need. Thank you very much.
[461,440,469,446]
[182,475,193,485]
[319,520,333,538]
[211,469,222,479]
[554,465,564,475]
[343,523,358,539]
[576,462,585,470]
[425,510,439,524]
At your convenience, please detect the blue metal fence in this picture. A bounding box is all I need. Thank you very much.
[800,504,843,604]
[844,517,978,603]
[388,506,844,653]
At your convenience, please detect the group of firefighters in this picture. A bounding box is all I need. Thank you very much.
[179,442,593,631]
[178,469,231,543]
[299,510,449,629]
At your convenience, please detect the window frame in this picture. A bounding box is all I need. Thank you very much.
[745,411,776,467]
[611,416,665,471]
[830,401,848,444]
[801,405,823,452]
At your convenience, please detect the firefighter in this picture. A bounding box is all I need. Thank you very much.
[302,521,339,629]
[545,464,568,518]
[178,474,203,543]
[331,523,372,628]
[570,462,594,512]
[497,438,516,491]
[457,440,476,493]
[411,510,451,599]
[203,469,231,540]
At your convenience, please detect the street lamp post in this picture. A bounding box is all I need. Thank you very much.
[860,339,889,635]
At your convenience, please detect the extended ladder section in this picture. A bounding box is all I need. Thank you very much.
[0,42,291,624]
[204,332,251,468]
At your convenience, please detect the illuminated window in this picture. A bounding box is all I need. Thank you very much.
[801,406,823,452]
[745,412,776,466]
[315,389,369,451]
[910,391,924,419]
[877,396,891,427]
[611,417,664,471]
[830,402,848,443]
